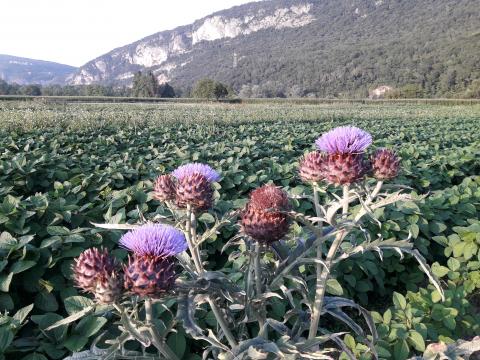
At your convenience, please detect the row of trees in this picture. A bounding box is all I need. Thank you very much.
[1,75,478,100]
[0,73,234,99]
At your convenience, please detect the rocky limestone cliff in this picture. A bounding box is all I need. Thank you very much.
[67,2,315,85]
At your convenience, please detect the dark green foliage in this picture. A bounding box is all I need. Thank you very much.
[191,78,229,99]
[158,83,176,98]
[0,102,479,358]
[132,71,159,97]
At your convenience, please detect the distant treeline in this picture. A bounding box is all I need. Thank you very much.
[1,73,479,100]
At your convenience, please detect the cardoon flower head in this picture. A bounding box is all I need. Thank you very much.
[241,185,291,244]
[249,184,291,212]
[124,255,176,298]
[299,151,326,183]
[153,174,176,201]
[172,163,220,183]
[172,163,220,211]
[315,126,372,154]
[371,148,400,180]
[120,224,186,298]
[322,153,369,185]
[119,224,187,257]
[73,248,122,304]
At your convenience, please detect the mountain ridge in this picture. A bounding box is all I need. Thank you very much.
[66,0,480,97]
[0,54,76,85]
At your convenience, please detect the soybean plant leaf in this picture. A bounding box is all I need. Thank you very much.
[13,303,34,323]
[0,328,14,352]
[10,260,36,274]
[167,331,187,359]
[63,334,89,352]
[19,353,48,360]
[326,278,343,296]
[408,330,425,352]
[394,339,409,360]
[392,292,407,310]
[64,296,94,315]
[74,316,107,337]
[0,273,13,292]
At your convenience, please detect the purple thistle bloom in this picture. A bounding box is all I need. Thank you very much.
[119,224,187,257]
[172,163,221,183]
[315,126,372,154]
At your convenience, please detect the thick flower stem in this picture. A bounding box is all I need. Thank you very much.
[308,185,350,339]
[144,299,180,360]
[254,241,267,338]
[187,208,238,348]
[185,204,202,273]
[207,297,238,348]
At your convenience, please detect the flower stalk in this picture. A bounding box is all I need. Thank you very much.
[254,241,267,338]
[308,184,350,339]
[185,205,238,348]
[144,299,180,360]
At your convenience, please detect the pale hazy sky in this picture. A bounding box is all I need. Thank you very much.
[0,0,254,67]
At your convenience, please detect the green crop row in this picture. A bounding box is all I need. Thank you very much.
[0,102,479,359]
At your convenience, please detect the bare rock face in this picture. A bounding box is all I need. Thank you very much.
[67,2,316,86]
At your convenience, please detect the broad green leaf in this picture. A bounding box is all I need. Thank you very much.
[63,334,88,352]
[167,331,186,359]
[74,315,107,337]
[13,304,34,323]
[10,260,36,274]
[64,296,94,315]
[393,339,409,360]
[326,278,344,296]
[0,328,13,352]
[408,330,425,352]
[447,258,460,272]
[0,273,13,292]
[431,263,449,278]
[392,292,407,310]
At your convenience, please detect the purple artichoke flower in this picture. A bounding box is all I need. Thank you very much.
[119,224,187,257]
[172,163,220,183]
[315,126,372,154]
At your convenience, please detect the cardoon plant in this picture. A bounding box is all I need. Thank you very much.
[56,147,443,359]
[121,224,187,297]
